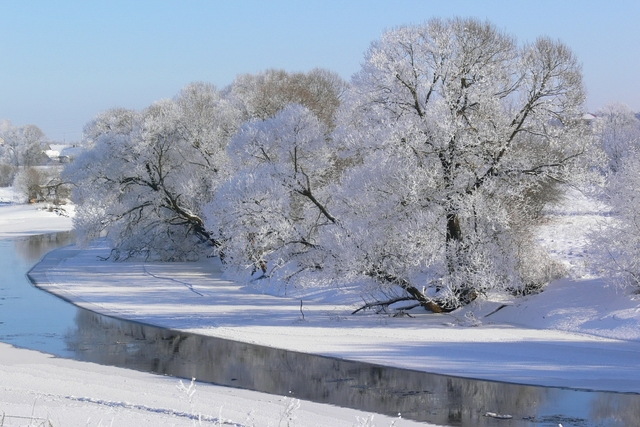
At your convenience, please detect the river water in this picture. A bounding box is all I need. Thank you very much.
[0,233,636,426]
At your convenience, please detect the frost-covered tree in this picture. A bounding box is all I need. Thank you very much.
[66,83,240,260]
[0,164,16,187]
[590,106,640,289]
[228,68,348,128]
[13,166,70,204]
[324,18,591,311]
[205,104,336,282]
[592,154,640,289]
[0,122,49,168]
[593,103,640,173]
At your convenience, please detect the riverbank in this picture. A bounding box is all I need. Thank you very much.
[0,203,73,237]
[23,191,640,394]
[4,189,640,424]
[0,341,415,427]
[29,237,640,395]
[21,189,640,394]
[0,187,74,237]
[13,189,640,394]
[0,201,421,427]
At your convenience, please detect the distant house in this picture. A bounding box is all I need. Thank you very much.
[582,113,597,125]
[44,148,61,162]
[59,145,83,162]
[46,144,83,163]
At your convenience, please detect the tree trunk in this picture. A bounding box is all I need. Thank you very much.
[368,270,453,313]
[445,211,463,276]
[446,212,462,242]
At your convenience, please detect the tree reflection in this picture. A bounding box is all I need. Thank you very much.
[592,393,636,426]
[13,231,74,264]
[66,310,565,426]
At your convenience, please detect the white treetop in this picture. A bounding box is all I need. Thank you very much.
[206,104,336,282]
[321,18,593,310]
[67,84,240,260]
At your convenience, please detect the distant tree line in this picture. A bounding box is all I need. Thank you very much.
[0,120,71,205]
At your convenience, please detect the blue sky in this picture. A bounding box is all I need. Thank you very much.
[1,0,639,141]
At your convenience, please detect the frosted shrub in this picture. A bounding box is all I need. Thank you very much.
[13,166,69,205]
[591,156,640,290]
[0,164,17,187]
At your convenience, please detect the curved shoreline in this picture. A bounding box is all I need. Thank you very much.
[24,242,640,395]
[22,241,640,427]
[25,244,130,321]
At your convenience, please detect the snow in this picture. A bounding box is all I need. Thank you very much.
[0,341,411,427]
[3,188,640,425]
[48,143,83,159]
[0,187,73,237]
[30,240,640,394]
[0,192,419,427]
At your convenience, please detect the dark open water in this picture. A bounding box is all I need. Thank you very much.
[0,232,636,426]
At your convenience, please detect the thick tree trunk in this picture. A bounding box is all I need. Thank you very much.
[367,269,453,313]
[446,212,462,242]
[445,211,463,275]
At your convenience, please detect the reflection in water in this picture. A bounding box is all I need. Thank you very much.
[12,231,75,264]
[66,310,627,426]
[0,232,78,357]
[592,393,639,426]
[1,232,632,427]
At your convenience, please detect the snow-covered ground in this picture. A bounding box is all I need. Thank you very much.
[0,193,419,427]
[2,187,640,426]
[30,234,640,394]
[0,187,73,237]
[0,341,413,427]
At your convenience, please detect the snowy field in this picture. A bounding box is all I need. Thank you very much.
[0,340,414,427]
[2,188,640,426]
[0,187,74,238]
